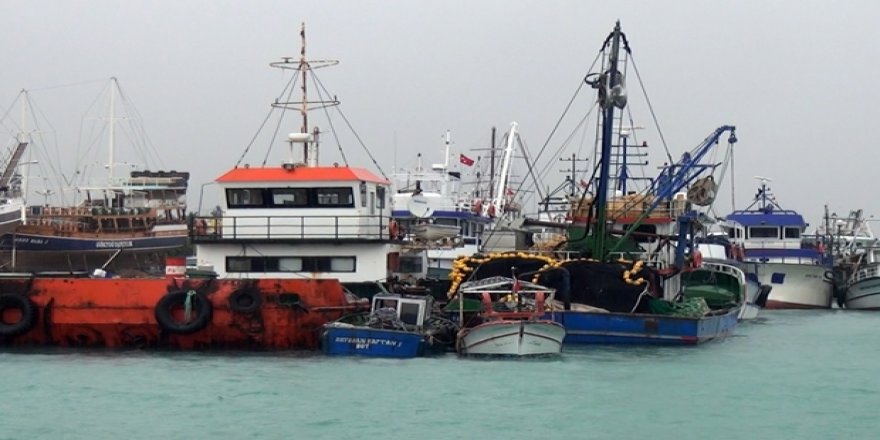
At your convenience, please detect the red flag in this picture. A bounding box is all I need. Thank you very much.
[459,153,474,166]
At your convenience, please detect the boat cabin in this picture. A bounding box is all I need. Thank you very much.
[722,209,823,265]
[191,165,400,282]
[370,293,433,329]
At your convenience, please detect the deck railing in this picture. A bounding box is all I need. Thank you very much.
[191,214,394,241]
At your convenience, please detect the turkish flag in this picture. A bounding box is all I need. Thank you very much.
[459,154,474,166]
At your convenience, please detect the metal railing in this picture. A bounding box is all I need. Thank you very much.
[191,214,394,241]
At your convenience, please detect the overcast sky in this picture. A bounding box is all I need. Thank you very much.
[1,1,877,227]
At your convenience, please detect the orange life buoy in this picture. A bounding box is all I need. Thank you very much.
[487,204,496,218]
[473,199,483,214]
[389,220,399,239]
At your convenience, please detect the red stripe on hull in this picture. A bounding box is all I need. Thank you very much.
[764,300,829,310]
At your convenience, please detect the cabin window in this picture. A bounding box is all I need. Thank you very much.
[784,227,800,239]
[225,256,356,273]
[748,227,778,239]
[359,182,367,207]
[328,257,356,272]
[398,302,421,326]
[270,188,308,207]
[278,257,303,271]
[376,186,386,209]
[226,188,264,208]
[315,187,354,207]
[399,256,423,273]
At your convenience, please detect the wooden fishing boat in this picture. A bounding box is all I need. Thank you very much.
[0,80,188,273]
[321,293,456,358]
[455,276,564,357]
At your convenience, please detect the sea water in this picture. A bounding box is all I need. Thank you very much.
[0,310,877,440]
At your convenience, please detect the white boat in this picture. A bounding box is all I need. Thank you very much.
[722,178,833,309]
[843,246,880,309]
[190,24,399,294]
[390,131,494,280]
[455,276,565,357]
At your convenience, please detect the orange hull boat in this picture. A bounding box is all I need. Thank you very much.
[0,276,365,350]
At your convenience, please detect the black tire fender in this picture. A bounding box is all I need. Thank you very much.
[228,289,263,314]
[154,290,212,335]
[0,293,37,338]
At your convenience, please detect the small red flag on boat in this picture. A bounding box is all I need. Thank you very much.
[460,154,475,166]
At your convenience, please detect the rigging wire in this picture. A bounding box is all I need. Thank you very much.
[262,72,300,167]
[628,56,674,166]
[309,71,349,166]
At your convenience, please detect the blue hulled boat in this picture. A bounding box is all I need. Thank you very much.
[321,293,456,358]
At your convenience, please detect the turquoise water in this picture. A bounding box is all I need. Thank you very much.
[0,310,876,439]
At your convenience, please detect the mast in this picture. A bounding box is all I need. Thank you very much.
[592,21,624,259]
[270,23,339,168]
[492,122,517,216]
[442,130,451,196]
[108,77,117,186]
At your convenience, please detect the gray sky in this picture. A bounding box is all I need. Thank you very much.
[1,0,877,227]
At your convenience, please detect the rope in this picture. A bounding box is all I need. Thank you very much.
[184,289,197,322]
[629,283,651,313]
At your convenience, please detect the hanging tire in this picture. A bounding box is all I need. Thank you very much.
[228,289,262,314]
[0,293,37,338]
[154,290,212,335]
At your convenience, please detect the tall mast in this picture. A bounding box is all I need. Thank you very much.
[492,122,517,216]
[108,77,117,186]
[270,23,339,168]
[592,21,624,259]
[442,130,451,196]
[299,23,310,166]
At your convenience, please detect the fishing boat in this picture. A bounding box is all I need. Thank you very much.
[721,177,833,309]
[454,275,565,357]
[0,24,389,349]
[450,22,742,345]
[681,236,770,320]
[0,80,188,273]
[321,292,456,357]
[390,131,496,283]
[842,247,880,309]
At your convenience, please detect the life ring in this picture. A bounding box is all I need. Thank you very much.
[228,288,263,314]
[388,220,400,239]
[154,290,213,335]
[487,204,496,218]
[0,293,37,337]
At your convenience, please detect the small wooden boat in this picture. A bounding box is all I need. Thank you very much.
[321,293,457,358]
[455,276,565,357]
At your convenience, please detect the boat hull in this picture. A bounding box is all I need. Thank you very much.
[845,276,880,310]
[0,276,363,349]
[321,325,432,358]
[548,307,739,345]
[747,263,832,309]
[457,320,565,356]
[0,233,187,273]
